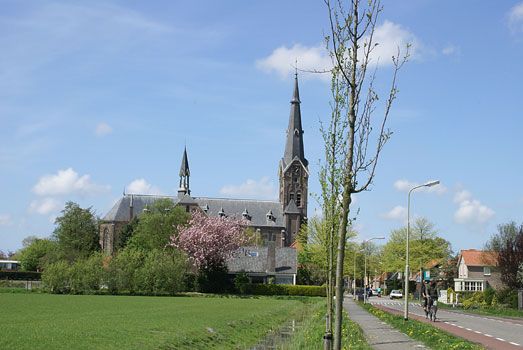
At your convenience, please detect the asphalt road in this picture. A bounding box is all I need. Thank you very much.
[368,297,523,349]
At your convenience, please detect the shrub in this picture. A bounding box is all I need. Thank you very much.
[69,253,105,294]
[135,249,188,295]
[197,264,231,293]
[42,261,71,294]
[484,287,495,306]
[496,288,518,309]
[244,284,326,297]
[462,291,484,309]
[234,272,250,295]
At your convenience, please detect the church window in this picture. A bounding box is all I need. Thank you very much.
[103,228,110,255]
[296,193,302,207]
[289,193,294,202]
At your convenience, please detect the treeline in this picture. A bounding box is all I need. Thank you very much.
[43,248,188,295]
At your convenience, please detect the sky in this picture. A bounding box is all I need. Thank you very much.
[1,1,523,254]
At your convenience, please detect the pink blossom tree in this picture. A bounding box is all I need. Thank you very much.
[170,211,249,270]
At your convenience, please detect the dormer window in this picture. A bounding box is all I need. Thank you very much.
[266,209,275,222]
[202,204,209,212]
[242,208,251,221]
[218,207,226,218]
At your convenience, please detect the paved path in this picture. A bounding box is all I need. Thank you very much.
[343,296,428,350]
[370,298,523,350]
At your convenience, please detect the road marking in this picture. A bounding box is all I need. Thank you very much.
[484,334,493,337]
[457,325,464,328]
[465,328,472,331]
[509,342,521,346]
[474,331,482,334]
[496,338,506,342]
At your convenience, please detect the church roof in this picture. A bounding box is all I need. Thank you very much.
[195,197,284,227]
[284,199,300,214]
[282,73,308,168]
[226,246,297,274]
[102,194,285,228]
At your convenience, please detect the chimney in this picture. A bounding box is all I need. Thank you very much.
[266,241,276,275]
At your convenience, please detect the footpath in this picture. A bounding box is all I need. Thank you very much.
[343,296,428,350]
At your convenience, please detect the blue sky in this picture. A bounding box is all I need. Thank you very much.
[1,1,523,254]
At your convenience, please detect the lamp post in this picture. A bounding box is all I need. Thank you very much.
[404,180,440,321]
[362,237,385,304]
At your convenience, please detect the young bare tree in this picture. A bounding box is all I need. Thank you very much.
[323,0,410,348]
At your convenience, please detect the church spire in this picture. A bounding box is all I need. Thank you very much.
[178,146,190,196]
[283,73,308,167]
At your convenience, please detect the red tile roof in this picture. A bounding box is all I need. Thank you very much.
[459,249,498,267]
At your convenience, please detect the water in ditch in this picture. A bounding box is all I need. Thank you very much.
[250,319,301,350]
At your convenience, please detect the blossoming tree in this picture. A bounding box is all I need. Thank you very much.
[170,211,248,270]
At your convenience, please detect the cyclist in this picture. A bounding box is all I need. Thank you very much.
[421,279,430,316]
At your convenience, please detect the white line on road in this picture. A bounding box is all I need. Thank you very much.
[496,337,506,342]
[509,342,521,346]
[484,334,493,337]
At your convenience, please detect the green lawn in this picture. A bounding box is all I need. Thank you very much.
[0,293,315,349]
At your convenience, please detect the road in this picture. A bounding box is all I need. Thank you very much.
[368,297,523,350]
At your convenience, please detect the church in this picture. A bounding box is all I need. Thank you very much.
[99,75,309,283]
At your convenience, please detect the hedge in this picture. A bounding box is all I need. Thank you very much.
[244,284,326,297]
[0,271,42,281]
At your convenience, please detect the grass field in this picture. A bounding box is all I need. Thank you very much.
[0,293,317,349]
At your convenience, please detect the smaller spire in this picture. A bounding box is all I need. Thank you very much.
[178,146,191,196]
[291,72,300,104]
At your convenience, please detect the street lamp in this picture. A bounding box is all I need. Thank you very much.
[404,180,440,320]
[362,237,385,304]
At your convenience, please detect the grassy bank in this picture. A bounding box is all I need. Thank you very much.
[0,293,315,349]
[284,301,371,350]
[361,303,485,350]
[439,303,523,318]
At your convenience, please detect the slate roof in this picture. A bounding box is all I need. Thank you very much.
[282,74,308,169]
[102,194,285,228]
[227,246,297,274]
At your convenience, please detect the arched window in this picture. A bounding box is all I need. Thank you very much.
[103,227,110,255]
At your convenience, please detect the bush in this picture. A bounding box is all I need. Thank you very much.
[244,284,326,296]
[484,287,495,306]
[234,271,250,295]
[135,249,188,295]
[42,261,71,294]
[69,254,105,294]
[197,264,231,293]
[496,288,518,309]
[462,291,484,309]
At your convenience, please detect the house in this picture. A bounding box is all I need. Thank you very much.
[454,249,502,292]
[226,242,297,285]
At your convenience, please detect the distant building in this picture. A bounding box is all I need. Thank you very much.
[0,260,20,271]
[454,249,502,292]
[227,243,297,285]
[98,76,308,283]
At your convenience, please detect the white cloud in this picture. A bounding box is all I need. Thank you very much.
[442,45,459,56]
[256,44,331,80]
[393,179,446,195]
[220,177,278,200]
[29,198,61,215]
[382,205,407,221]
[127,178,163,195]
[257,21,418,81]
[453,190,495,225]
[508,2,523,34]
[95,122,112,136]
[0,214,12,226]
[33,168,109,196]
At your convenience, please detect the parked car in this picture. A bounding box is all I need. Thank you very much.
[389,289,403,299]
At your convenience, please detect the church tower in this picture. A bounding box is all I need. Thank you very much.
[279,73,308,246]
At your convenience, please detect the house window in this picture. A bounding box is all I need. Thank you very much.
[464,281,483,291]
[247,251,259,257]
[484,267,491,276]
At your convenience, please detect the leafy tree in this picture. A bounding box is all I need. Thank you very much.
[70,253,105,294]
[136,248,188,295]
[381,218,452,273]
[115,217,139,250]
[17,237,60,271]
[486,222,523,289]
[53,202,99,261]
[171,211,248,270]
[107,247,145,294]
[128,199,189,251]
[42,260,71,294]
[322,0,410,347]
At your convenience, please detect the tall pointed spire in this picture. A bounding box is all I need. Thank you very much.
[283,73,307,167]
[178,146,190,196]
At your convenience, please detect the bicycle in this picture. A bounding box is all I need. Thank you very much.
[427,295,438,322]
